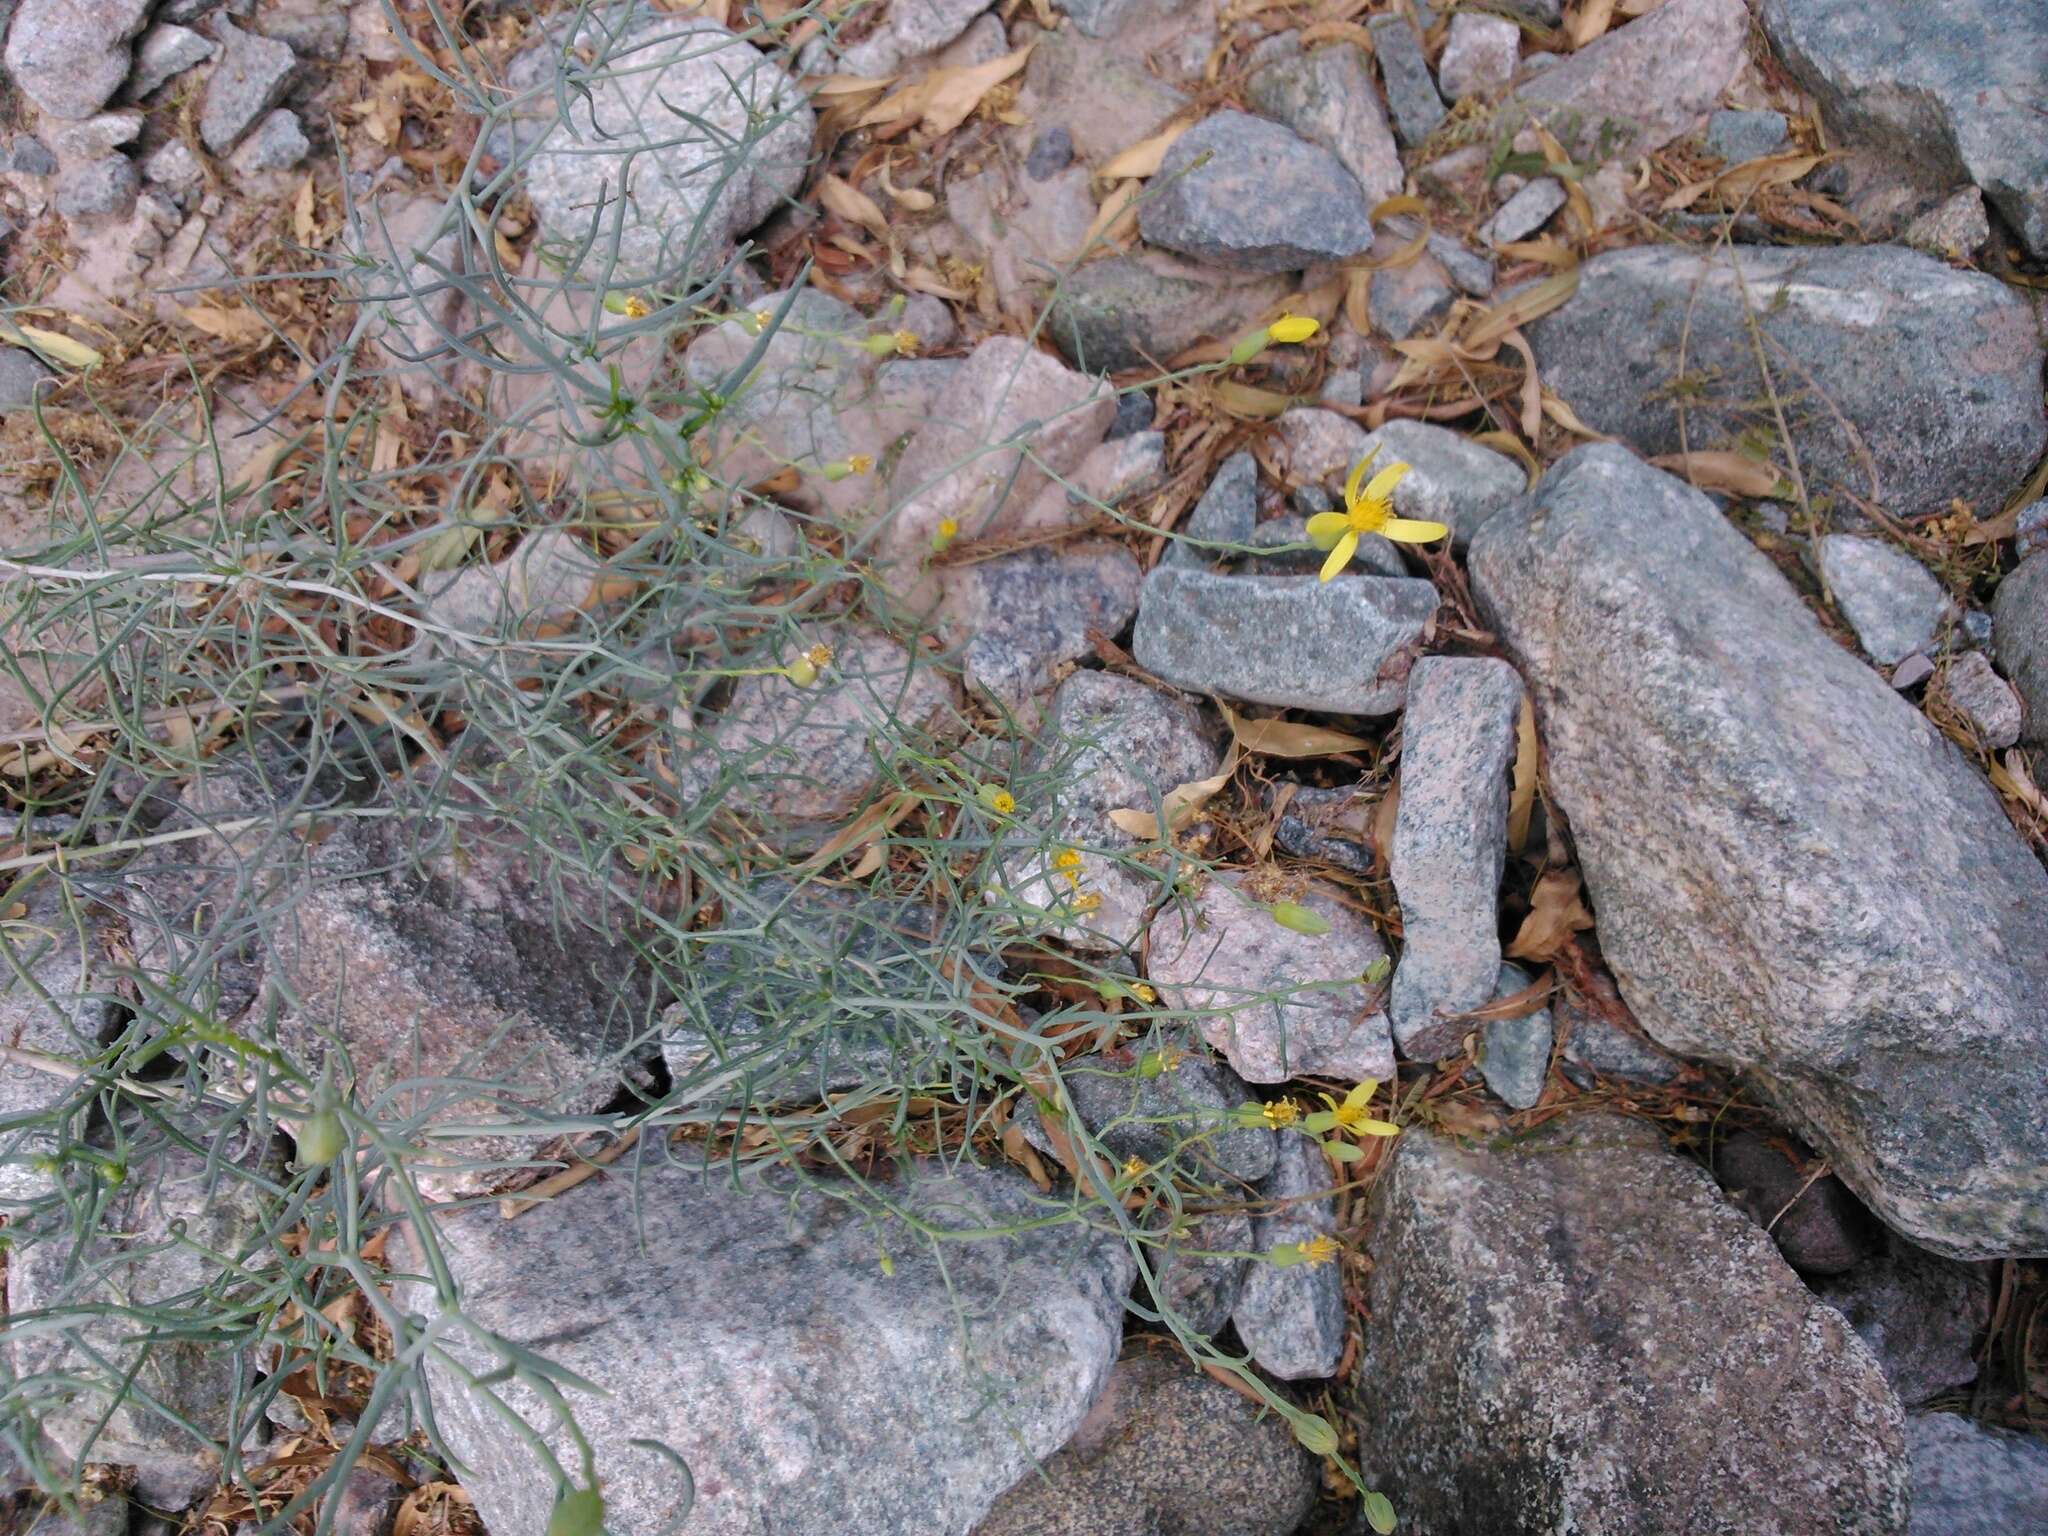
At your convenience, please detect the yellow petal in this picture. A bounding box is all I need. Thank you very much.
[1343,1079,1378,1110]
[1268,313,1319,344]
[1380,517,1448,543]
[1318,530,1359,582]
[1342,446,1380,507]
[1305,511,1351,549]
[1362,461,1412,504]
[1358,1118,1402,1137]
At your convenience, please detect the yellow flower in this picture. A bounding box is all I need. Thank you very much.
[750,308,773,333]
[979,784,1016,815]
[1306,1079,1402,1139]
[1297,1234,1340,1266]
[931,516,959,553]
[1053,847,1083,887]
[819,454,874,482]
[1122,1156,1148,1180]
[1268,313,1319,344]
[894,328,920,356]
[784,642,833,688]
[1130,982,1157,1004]
[1138,1044,1183,1078]
[1306,448,1446,581]
[1261,1099,1301,1129]
[604,291,651,318]
[1071,890,1103,914]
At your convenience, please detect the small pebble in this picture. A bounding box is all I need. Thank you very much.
[1941,651,2022,748]
[55,154,139,219]
[1025,124,1073,181]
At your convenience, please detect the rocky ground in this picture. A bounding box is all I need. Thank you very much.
[1,0,2047,1534]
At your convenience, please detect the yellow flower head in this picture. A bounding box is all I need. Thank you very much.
[1307,1078,1403,1139]
[605,291,652,318]
[751,308,773,333]
[979,783,1016,815]
[820,455,874,482]
[1139,1044,1184,1078]
[1130,981,1157,1004]
[1297,1234,1340,1267]
[1261,1098,1301,1129]
[1122,1156,1148,1180]
[1053,847,1083,887]
[1305,447,1446,581]
[894,329,920,356]
[850,453,874,475]
[804,643,833,670]
[1268,313,1320,345]
[932,516,960,553]
[1071,889,1103,914]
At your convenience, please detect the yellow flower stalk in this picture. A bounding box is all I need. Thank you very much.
[820,454,874,482]
[1306,448,1446,580]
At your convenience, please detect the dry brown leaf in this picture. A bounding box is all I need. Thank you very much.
[921,45,1035,135]
[796,790,919,873]
[292,175,317,246]
[1507,697,1537,853]
[1212,379,1297,419]
[1097,122,1189,180]
[817,173,892,243]
[1507,868,1596,961]
[1649,450,1791,499]
[1222,702,1372,758]
[180,303,272,347]
[1371,775,1401,869]
[1714,152,1825,201]
[1079,177,1142,254]
[0,319,102,370]
[1001,1120,1053,1191]
[1569,0,1619,46]
[1540,390,1610,439]
[1445,968,1554,1023]
[1464,269,1580,352]
[1475,429,1541,489]
[878,159,935,211]
[1107,743,1241,839]
[902,264,973,299]
[808,72,898,96]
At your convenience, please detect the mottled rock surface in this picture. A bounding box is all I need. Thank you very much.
[976,1353,1317,1536]
[1389,658,1524,1060]
[1704,108,1789,163]
[1759,0,2048,260]
[1352,421,1525,549]
[1366,15,1444,147]
[198,18,296,155]
[1148,869,1393,1083]
[1470,445,2048,1258]
[1814,535,1949,665]
[1713,1129,1880,1276]
[1437,12,1519,102]
[1233,1135,1345,1381]
[998,671,1220,953]
[935,543,1141,717]
[1510,0,1747,160]
[1905,1413,2048,1536]
[1164,450,1257,569]
[520,15,813,280]
[1815,1246,1989,1405]
[3,0,152,120]
[1243,42,1402,207]
[1357,1116,1910,1534]
[1526,244,2047,517]
[1477,962,1553,1111]
[1940,650,2022,749]
[1138,112,1375,272]
[1992,551,2047,744]
[1133,568,1437,716]
[401,1159,1134,1536]
[1045,251,1293,374]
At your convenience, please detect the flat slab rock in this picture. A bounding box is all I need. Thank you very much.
[1525,243,2047,517]
[1147,869,1394,1083]
[1133,567,1437,716]
[1137,111,1375,273]
[1760,0,2048,261]
[1470,445,2048,1259]
[1905,1413,2048,1536]
[1356,1115,1909,1535]
[398,1158,1134,1536]
[1509,0,1747,160]
[520,15,813,280]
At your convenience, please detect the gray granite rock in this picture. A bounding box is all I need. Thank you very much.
[1704,108,1790,164]
[1046,250,1294,373]
[142,137,203,191]
[398,1158,1134,1536]
[1164,451,1257,569]
[198,18,295,155]
[1558,1012,1685,1088]
[1233,1135,1345,1381]
[1991,551,2047,744]
[3,136,57,176]
[935,543,1141,718]
[1151,1208,1251,1337]
[976,1353,1318,1536]
[127,21,216,98]
[1525,244,2048,516]
[48,109,141,159]
[997,671,1221,954]
[1367,15,1445,147]
[1025,124,1073,180]
[1367,254,1455,340]
[1815,535,1949,665]
[1480,177,1566,246]
[1021,1034,1275,1188]
[1149,869,1394,1084]
[1107,389,1154,439]
[677,626,962,840]
[822,0,992,75]
[1510,0,1747,160]
[1477,961,1552,1110]
[228,107,309,173]
[1903,187,1991,262]
[521,15,812,281]
[1905,1413,2048,1535]
[54,155,137,219]
[1133,567,1437,716]
[1714,1128,1880,1275]
[1437,12,1519,102]
[1352,420,1524,549]
[1021,23,1187,162]
[1428,233,1495,296]
[1759,0,2048,261]
[1243,42,1403,207]
[1357,1116,1909,1534]
[1389,657,1524,1061]
[2015,498,2048,556]
[1469,444,2048,1259]
[8,1133,285,1506]
[1814,1245,1989,1406]
[0,864,119,1205]
[3,0,152,120]
[418,530,609,639]
[0,348,54,411]
[660,880,959,1103]
[1139,111,1376,273]
[1940,650,2022,749]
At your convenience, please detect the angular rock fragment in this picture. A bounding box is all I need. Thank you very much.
[1510,0,1747,160]
[1814,535,1949,665]
[3,0,152,121]
[1388,657,1523,1060]
[935,542,1141,719]
[1367,15,1445,147]
[1243,41,1403,206]
[1138,112,1376,272]
[1470,444,2048,1258]
[1991,550,2047,744]
[1233,1135,1345,1381]
[199,19,296,155]
[1814,1245,1989,1406]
